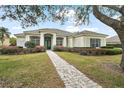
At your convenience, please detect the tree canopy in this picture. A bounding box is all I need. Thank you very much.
[0,5,122,28]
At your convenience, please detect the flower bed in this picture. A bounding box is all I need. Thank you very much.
[0,46,46,55]
[53,46,69,52]
[53,46,122,55]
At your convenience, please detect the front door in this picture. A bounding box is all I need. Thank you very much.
[44,37,51,49]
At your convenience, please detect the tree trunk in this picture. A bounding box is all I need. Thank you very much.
[117,29,124,70]
[93,6,124,70]
[120,46,124,71]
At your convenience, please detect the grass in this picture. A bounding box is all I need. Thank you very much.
[56,52,124,88]
[0,53,64,88]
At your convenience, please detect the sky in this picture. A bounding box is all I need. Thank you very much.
[0,9,117,37]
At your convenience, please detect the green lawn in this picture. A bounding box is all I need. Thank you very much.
[56,52,124,88]
[0,53,64,88]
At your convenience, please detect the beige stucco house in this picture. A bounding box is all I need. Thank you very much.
[15,28,108,49]
[0,36,10,46]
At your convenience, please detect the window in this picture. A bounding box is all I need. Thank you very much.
[56,37,63,46]
[30,36,40,45]
[90,38,101,48]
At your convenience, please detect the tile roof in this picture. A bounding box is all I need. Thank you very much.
[39,28,73,36]
[14,33,25,38]
[15,28,108,38]
[107,35,121,44]
[72,30,108,37]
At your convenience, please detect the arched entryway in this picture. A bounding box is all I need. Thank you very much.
[44,34,53,49]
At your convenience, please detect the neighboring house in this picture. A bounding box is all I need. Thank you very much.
[106,35,121,44]
[15,28,108,49]
[0,36,10,46]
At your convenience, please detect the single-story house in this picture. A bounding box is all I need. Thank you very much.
[15,28,108,49]
[106,35,121,44]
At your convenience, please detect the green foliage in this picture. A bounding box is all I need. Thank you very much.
[53,46,69,51]
[53,47,122,55]
[0,46,23,55]
[0,46,46,55]
[33,46,46,52]
[106,44,122,48]
[101,46,114,49]
[25,41,35,48]
[105,48,122,55]
[9,37,16,46]
[0,5,120,28]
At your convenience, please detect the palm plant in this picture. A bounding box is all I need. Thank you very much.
[0,27,10,46]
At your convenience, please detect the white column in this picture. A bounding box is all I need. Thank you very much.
[69,38,73,48]
[101,38,106,46]
[40,33,44,46]
[25,35,30,41]
[63,37,67,47]
[52,33,56,47]
[71,38,73,47]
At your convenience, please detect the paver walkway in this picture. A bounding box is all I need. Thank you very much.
[46,50,102,88]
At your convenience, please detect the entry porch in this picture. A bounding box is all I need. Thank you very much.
[25,32,67,49]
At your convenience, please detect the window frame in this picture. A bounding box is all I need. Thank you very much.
[30,36,40,45]
[90,38,101,48]
[56,37,63,46]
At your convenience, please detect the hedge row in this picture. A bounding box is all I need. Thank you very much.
[53,46,122,55]
[106,44,122,48]
[0,46,46,55]
[80,48,122,55]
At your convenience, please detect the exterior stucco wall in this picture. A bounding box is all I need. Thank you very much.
[16,30,107,48]
[83,36,106,47]
[73,37,84,47]
[17,32,68,48]
[63,37,67,47]
[25,35,30,41]
[68,37,73,47]
[17,38,25,47]
[67,36,106,47]
[101,38,106,46]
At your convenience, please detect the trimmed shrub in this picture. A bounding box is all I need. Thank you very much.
[80,48,122,56]
[22,48,33,54]
[80,48,106,56]
[0,46,46,55]
[17,46,23,48]
[53,46,122,56]
[32,46,46,53]
[101,46,114,49]
[9,37,17,46]
[25,41,35,48]
[53,46,69,51]
[105,48,122,55]
[53,46,94,52]
[0,46,23,55]
[106,44,122,48]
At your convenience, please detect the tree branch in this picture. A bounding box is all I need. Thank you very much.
[120,6,124,16]
[103,5,120,12]
[93,5,121,30]
[103,5,124,16]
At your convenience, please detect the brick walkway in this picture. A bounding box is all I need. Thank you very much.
[46,50,102,88]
